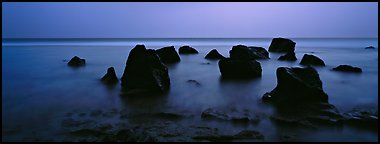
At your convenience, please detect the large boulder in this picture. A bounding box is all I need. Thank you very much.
[262,67,328,106]
[332,65,362,73]
[218,58,262,79]
[156,46,181,64]
[300,54,325,66]
[230,45,269,60]
[278,51,297,61]
[179,45,199,54]
[101,67,118,84]
[68,56,86,67]
[268,38,296,53]
[205,49,225,59]
[120,45,170,96]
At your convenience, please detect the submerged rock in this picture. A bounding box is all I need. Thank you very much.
[179,46,199,54]
[300,54,325,66]
[192,130,264,142]
[187,80,201,87]
[120,45,170,96]
[68,56,86,67]
[365,46,375,49]
[156,46,181,64]
[218,58,262,79]
[342,109,378,132]
[205,49,225,59]
[268,38,296,53]
[101,67,118,84]
[332,65,362,73]
[201,108,260,124]
[278,51,297,61]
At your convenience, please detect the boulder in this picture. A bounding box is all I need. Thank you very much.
[268,38,296,53]
[248,46,270,59]
[101,67,118,84]
[205,49,225,59]
[179,45,199,54]
[120,45,170,96]
[262,67,328,106]
[278,51,297,61]
[68,56,86,67]
[332,65,362,73]
[300,54,325,66]
[230,45,269,60]
[218,58,262,79]
[156,46,181,64]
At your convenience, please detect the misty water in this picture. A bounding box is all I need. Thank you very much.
[2,38,378,141]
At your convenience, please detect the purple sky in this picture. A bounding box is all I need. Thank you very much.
[2,2,378,38]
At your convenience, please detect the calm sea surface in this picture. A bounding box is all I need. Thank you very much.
[2,38,378,141]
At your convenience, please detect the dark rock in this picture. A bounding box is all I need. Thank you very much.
[201,108,260,124]
[248,46,270,59]
[230,45,269,60]
[365,46,375,49]
[205,49,225,59]
[300,54,325,66]
[120,45,170,96]
[154,112,184,120]
[62,118,89,127]
[156,46,181,64]
[68,56,86,67]
[192,130,264,142]
[218,58,262,79]
[178,45,199,54]
[200,62,211,65]
[278,51,297,61]
[332,65,362,73]
[342,109,378,132]
[101,67,118,84]
[187,80,201,87]
[262,67,328,105]
[268,38,296,53]
[233,130,264,140]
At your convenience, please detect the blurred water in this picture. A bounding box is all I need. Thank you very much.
[2,38,378,141]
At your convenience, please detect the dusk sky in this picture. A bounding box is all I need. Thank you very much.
[2,2,378,38]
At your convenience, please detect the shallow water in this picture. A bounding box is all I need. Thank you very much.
[2,38,378,141]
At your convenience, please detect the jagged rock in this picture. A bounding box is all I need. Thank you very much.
[278,51,297,61]
[262,67,328,105]
[120,45,170,96]
[156,46,181,64]
[68,56,86,67]
[248,46,270,59]
[205,49,225,59]
[230,45,269,60]
[332,65,362,73]
[342,109,378,132]
[268,38,296,53]
[300,54,325,66]
[101,67,118,84]
[179,46,199,54]
[218,58,262,79]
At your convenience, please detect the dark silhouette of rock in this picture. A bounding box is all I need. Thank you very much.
[332,65,362,73]
[101,67,118,84]
[179,45,199,54]
[248,46,270,59]
[156,46,181,64]
[218,58,262,79]
[230,45,269,60]
[67,56,86,67]
[205,49,225,59]
[268,38,296,53]
[262,67,328,105]
[120,45,170,96]
[365,46,375,49]
[300,54,325,66]
[278,51,297,61]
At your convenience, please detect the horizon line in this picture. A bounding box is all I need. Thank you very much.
[2,37,379,39]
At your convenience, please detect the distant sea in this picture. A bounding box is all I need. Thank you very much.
[2,38,378,142]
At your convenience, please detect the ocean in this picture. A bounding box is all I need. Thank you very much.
[2,38,378,141]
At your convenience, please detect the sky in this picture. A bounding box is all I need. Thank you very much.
[2,2,378,38]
